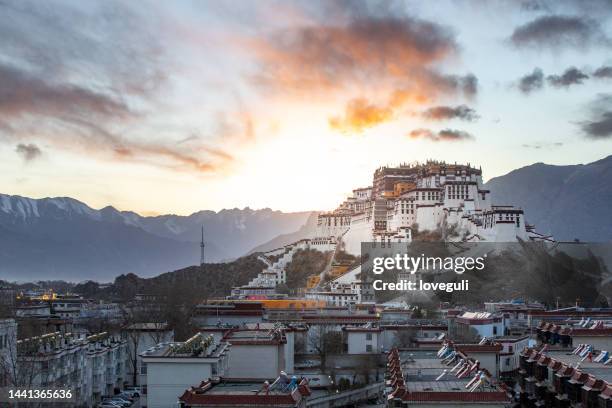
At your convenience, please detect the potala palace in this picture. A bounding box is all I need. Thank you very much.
[315,161,551,255]
[233,161,552,306]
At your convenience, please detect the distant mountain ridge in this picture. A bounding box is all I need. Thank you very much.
[2,155,610,282]
[0,194,315,281]
[485,155,612,242]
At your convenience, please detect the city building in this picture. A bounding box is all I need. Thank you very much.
[455,312,506,339]
[140,333,230,408]
[344,326,382,354]
[222,326,295,379]
[314,161,550,258]
[15,331,128,406]
[178,377,312,408]
[386,347,512,407]
[518,346,612,407]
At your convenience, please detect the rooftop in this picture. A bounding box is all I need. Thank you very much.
[179,378,312,407]
[125,322,169,331]
[545,350,612,383]
[141,333,228,359]
[386,348,511,404]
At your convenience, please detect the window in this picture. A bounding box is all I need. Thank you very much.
[140,363,147,375]
[366,333,372,341]
[366,344,373,352]
[505,358,510,367]
[493,326,498,335]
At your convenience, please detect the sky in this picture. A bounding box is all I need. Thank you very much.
[1,0,612,215]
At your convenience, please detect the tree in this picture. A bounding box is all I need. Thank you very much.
[393,329,417,348]
[353,354,380,385]
[308,325,343,370]
[0,324,53,391]
[73,280,101,298]
[275,283,291,295]
[120,300,169,386]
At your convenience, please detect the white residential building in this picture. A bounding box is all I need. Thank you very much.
[140,333,230,408]
[224,326,294,379]
[14,331,129,407]
[455,311,507,339]
[343,326,382,354]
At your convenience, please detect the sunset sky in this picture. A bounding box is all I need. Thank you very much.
[1,0,611,215]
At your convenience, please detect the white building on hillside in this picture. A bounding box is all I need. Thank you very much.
[239,238,336,293]
[313,161,551,256]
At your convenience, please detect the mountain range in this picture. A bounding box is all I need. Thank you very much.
[485,155,612,242]
[1,155,610,282]
[0,195,314,281]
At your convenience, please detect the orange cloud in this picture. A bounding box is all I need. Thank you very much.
[329,98,393,133]
[247,15,460,95]
[329,89,432,133]
[236,10,480,133]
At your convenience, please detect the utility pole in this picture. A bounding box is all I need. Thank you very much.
[200,225,205,266]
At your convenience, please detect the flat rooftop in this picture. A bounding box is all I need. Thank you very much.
[398,351,497,391]
[546,351,612,382]
[204,381,272,395]
[202,381,326,398]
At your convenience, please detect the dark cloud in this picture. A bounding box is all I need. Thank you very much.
[580,94,612,139]
[431,73,478,98]
[248,6,478,133]
[0,1,234,173]
[516,0,612,14]
[519,0,550,12]
[593,65,612,79]
[251,15,459,92]
[422,105,479,121]
[15,143,42,161]
[509,15,610,50]
[0,63,232,173]
[547,67,589,87]
[521,142,563,149]
[0,63,134,123]
[518,68,545,94]
[408,128,474,142]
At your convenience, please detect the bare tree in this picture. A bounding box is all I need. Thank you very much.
[352,354,380,385]
[308,325,343,370]
[120,296,175,386]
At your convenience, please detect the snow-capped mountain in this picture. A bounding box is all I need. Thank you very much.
[0,194,315,281]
